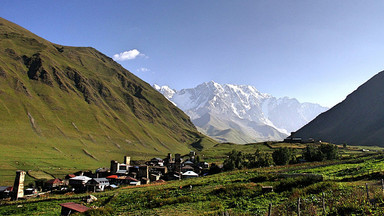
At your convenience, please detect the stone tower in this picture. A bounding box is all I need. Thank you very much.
[175,153,181,173]
[110,160,118,174]
[124,156,130,165]
[12,170,26,200]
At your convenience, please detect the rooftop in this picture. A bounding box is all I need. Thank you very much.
[70,176,92,181]
[182,171,199,176]
[46,178,62,184]
[59,202,90,213]
[91,178,109,183]
[106,175,118,179]
[0,186,12,192]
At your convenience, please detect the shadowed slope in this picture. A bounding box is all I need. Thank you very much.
[294,70,384,146]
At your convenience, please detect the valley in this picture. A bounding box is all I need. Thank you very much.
[1,7,384,215]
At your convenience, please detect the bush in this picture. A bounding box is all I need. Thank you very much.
[209,163,222,174]
[272,147,296,165]
[275,176,323,192]
[212,183,258,198]
[85,206,113,216]
[303,144,339,162]
[223,149,274,171]
[246,149,274,168]
[223,150,244,171]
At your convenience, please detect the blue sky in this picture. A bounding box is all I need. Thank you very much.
[2,1,384,107]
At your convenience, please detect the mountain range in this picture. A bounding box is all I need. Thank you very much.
[293,70,384,146]
[154,81,328,143]
[0,17,216,181]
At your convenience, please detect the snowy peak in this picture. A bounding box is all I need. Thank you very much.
[152,84,176,100]
[154,81,328,143]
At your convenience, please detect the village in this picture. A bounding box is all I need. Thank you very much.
[0,151,210,201]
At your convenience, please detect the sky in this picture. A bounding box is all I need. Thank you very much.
[2,1,384,107]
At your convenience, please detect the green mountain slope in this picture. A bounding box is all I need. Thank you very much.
[0,17,216,183]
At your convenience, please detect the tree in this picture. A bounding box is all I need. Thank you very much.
[209,163,222,175]
[272,148,295,165]
[223,150,245,171]
[302,144,339,162]
[319,144,339,160]
[258,152,274,167]
[302,145,318,161]
[246,149,274,168]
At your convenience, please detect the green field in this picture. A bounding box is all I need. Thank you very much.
[200,141,384,162]
[3,153,384,215]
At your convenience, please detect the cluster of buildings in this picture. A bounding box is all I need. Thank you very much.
[283,132,316,143]
[107,152,209,185]
[0,152,210,200]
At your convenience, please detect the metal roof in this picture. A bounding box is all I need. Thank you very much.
[89,178,109,184]
[106,175,118,179]
[92,178,108,182]
[59,202,90,213]
[182,171,199,176]
[70,176,92,181]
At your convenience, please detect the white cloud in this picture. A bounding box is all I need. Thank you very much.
[113,49,146,61]
[137,67,150,72]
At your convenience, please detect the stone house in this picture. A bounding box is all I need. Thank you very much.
[86,178,109,192]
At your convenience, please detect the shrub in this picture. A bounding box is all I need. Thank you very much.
[246,149,274,168]
[303,144,339,162]
[223,149,274,171]
[223,150,244,171]
[275,176,323,192]
[272,147,296,165]
[85,206,113,216]
[212,183,258,198]
[209,163,222,174]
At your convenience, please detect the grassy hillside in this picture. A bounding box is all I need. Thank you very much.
[0,17,216,184]
[2,153,384,215]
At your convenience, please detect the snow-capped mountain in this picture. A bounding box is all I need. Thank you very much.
[154,81,328,143]
[153,84,176,100]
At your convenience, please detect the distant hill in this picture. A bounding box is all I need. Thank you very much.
[0,17,216,181]
[294,71,384,146]
[154,82,327,143]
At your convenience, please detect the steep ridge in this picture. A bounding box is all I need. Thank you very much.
[0,17,216,178]
[154,81,327,143]
[294,71,384,146]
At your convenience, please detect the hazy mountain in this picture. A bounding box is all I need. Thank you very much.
[154,81,327,143]
[293,71,384,146]
[0,17,216,175]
